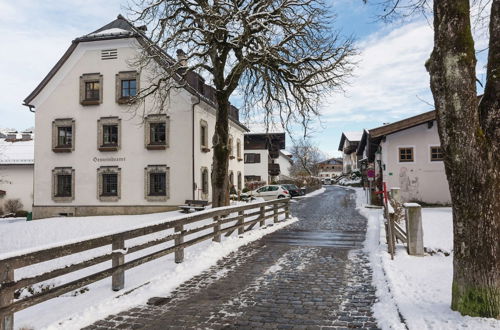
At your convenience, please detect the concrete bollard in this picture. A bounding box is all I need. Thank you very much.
[404,203,424,256]
[390,187,401,202]
[111,235,125,291]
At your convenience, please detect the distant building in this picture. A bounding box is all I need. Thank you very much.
[357,110,451,204]
[317,158,343,178]
[243,133,292,184]
[0,131,34,213]
[23,16,247,219]
[338,131,362,173]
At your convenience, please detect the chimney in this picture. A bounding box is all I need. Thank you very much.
[6,131,17,142]
[21,131,32,141]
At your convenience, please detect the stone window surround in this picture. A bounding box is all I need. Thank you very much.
[80,73,103,106]
[201,167,209,196]
[145,114,169,150]
[97,117,121,152]
[52,167,75,202]
[237,171,242,191]
[229,170,234,186]
[144,165,169,202]
[236,138,242,161]
[228,135,234,159]
[97,166,121,202]
[200,119,210,152]
[52,118,75,153]
[116,71,140,104]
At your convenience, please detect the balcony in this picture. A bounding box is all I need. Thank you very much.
[268,163,281,176]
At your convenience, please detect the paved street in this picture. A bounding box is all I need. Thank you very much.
[85,186,378,329]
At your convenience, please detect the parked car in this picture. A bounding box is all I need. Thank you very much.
[323,178,332,185]
[244,185,291,200]
[281,184,304,197]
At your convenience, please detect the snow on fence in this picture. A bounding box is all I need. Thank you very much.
[0,198,291,330]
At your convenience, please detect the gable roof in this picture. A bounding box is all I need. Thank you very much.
[369,110,436,138]
[338,131,362,152]
[318,157,343,165]
[23,15,248,132]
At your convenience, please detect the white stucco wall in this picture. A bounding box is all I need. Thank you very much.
[0,165,34,212]
[381,121,451,204]
[277,153,292,178]
[244,149,269,183]
[31,37,245,215]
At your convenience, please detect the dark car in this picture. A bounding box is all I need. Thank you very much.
[282,184,304,197]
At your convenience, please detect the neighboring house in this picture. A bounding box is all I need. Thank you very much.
[317,158,343,178]
[0,131,34,213]
[357,110,451,204]
[23,15,247,219]
[338,131,362,173]
[243,133,289,184]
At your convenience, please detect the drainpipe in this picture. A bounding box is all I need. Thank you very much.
[192,96,201,200]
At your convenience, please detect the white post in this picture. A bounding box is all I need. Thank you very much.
[404,203,424,256]
[391,187,401,203]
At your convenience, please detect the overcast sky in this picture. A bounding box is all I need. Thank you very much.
[0,0,488,157]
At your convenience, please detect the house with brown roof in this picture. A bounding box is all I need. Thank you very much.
[357,110,451,204]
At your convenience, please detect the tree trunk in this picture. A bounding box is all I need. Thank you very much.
[211,93,231,208]
[427,0,500,318]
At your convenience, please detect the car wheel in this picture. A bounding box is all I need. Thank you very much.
[278,195,285,199]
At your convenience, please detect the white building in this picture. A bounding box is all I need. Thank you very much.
[0,131,34,213]
[243,133,292,184]
[358,110,451,204]
[317,158,343,178]
[338,131,362,174]
[23,16,247,219]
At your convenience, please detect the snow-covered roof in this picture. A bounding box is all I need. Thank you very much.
[343,131,363,142]
[0,139,34,165]
[87,28,133,37]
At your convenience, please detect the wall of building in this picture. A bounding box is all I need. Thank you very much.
[30,38,245,219]
[244,149,269,183]
[0,165,34,213]
[276,153,292,178]
[381,122,451,204]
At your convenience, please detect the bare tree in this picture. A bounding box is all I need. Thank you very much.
[4,199,23,214]
[367,0,499,318]
[289,138,325,177]
[128,0,356,207]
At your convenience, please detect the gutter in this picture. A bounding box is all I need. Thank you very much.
[192,96,201,200]
[23,103,35,113]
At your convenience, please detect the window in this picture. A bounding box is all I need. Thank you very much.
[149,173,166,196]
[80,73,102,105]
[430,146,443,161]
[245,175,261,182]
[200,120,209,152]
[145,114,169,149]
[145,165,169,201]
[228,136,234,159]
[98,117,121,151]
[102,173,118,196]
[201,167,209,195]
[399,147,414,162]
[116,71,139,104]
[237,139,242,160]
[97,166,121,201]
[52,118,75,152]
[268,186,279,191]
[237,172,242,191]
[229,171,234,186]
[52,167,74,202]
[244,153,261,163]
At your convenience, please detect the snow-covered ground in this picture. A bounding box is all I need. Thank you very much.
[354,187,500,330]
[0,201,297,330]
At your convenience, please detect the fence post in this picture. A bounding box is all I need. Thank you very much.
[112,235,125,291]
[259,206,265,227]
[285,201,290,219]
[213,216,221,242]
[273,203,278,223]
[404,203,424,256]
[0,265,14,330]
[175,224,184,263]
[237,210,244,235]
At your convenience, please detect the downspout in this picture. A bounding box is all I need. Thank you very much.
[192,96,201,200]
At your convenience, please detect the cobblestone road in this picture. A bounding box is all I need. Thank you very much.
[85,186,379,329]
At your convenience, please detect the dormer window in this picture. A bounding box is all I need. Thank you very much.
[80,73,103,105]
[116,71,139,104]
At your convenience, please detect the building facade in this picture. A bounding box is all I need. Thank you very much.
[338,132,362,174]
[24,16,247,219]
[243,133,291,184]
[317,158,343,178]
[0,132,34,213]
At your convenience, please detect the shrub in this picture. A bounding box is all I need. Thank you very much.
[4,199,23,214]
[15,210,29,218]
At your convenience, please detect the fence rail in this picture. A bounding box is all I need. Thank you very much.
[0,198,291,330]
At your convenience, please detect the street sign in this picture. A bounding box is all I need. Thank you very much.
[367,169,375,178]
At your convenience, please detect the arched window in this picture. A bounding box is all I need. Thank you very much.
[237,172,242,191]
[236,139,241,159]
[201,168,209,194]
[228,135,233,157]
[229,171,234,186]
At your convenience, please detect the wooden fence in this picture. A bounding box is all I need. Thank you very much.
[0,198,291,330]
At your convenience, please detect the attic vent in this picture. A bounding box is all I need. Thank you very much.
[101,49,118,60]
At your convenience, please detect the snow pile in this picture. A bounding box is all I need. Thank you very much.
[0,206,297,329]
[355,187,500,329]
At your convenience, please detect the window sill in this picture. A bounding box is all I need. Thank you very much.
[53,147,72,153]
[117,97,136,105]
[229,156,235,160]
[146,144,167,150]
[81,99,100,106]
[99,146,119,152]
[201,147,211,153]
[237,158,243,162]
